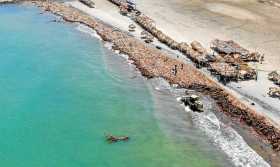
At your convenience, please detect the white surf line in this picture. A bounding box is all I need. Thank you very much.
[152,77,270,167]
[76,24,102,40]
[190,109,270,167]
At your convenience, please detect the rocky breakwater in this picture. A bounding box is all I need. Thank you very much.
[136,15,261,83]
[18,0,280,151]
[109,0,262,84]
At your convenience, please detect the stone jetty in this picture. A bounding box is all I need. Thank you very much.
[1,0,280,152]
[109,0,261,83]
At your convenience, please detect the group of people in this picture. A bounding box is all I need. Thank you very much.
[171,64,184,76]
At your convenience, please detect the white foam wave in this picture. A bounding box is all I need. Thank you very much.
[76,24,102,40]
[153,77,270,166]
[191,111,270,167]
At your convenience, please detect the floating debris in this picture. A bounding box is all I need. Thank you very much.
[106,134,130,143]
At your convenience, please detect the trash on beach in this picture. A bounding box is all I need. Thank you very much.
[268,87,280,98]
[79,0,95,8]
[106,134,130,143]
[180,95,204,113]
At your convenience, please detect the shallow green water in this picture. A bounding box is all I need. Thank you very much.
[0,4,226,167]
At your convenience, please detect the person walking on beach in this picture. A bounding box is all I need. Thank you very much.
[171,65,178,76]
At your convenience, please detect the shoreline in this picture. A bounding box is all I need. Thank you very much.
[1,0,279,164]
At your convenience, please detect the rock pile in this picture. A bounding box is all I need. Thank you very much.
[210,39,261,62]
[268,87,280,98]
[268,71,280,86]
[208,39,259,82]
[136,15,179,50]
[268,71,280,99]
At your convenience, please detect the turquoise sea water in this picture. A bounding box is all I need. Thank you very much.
[0,4,231,167]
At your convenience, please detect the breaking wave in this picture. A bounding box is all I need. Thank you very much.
[76,24,102,40]
[190,106,270,167]
[153,78,269,167]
